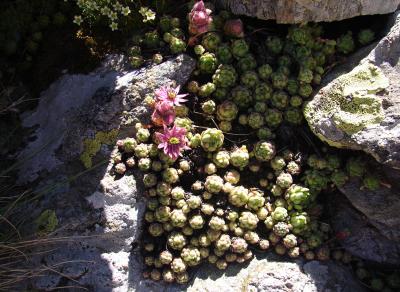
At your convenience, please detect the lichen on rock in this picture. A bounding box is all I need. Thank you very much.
[304,62,389,145]
[80,129,119,168]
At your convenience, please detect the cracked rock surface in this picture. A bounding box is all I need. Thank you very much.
[217,0,400,23]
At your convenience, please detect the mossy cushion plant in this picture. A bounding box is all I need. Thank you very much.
[102,0,385,284]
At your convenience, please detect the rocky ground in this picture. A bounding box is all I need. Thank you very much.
[12,1,400,291]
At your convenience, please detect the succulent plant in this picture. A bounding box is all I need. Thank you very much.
[135,143,150,158]
[201,100,216,115]
[273,222,290,237]
[276,172,293,189]
[204,175,224,194]
[230,146,250,169]
[244,230,260,244]
[284,108,303,125]
[149,223,164,237]
[170,209,187,227]
[290,212,310,234]
[248,112,265,129]
[202,32,221,52]
[264,109,283,128]
[224,169,241,185]
[247,189,265,210]
[286,161,301,175]
[216,101,238,121]
[363,174,380,191]
[194,45,206,56]
[337,31,355,54]
[238,55,257,71]
[230,237,248,253]
[198,52,218,74]
[274,243,287,255]
[331,171,348,187]
[231,39,249,58]
[298,84,313,98]
[138,158,152,171]
[346,157,366,177]
[316,246,330,261]
[212,65,237,88]
[208,216,226,231]
[187,195,202,209]
[358,29,375,46]
[162,168,179,184]
[271,91,289,109]
[228,185,249,207]
[266,36,283,55]
[254,141,276,162]
[175,272,189,284]
[215,234,231,251]
[290,95,303,108]
[187,81,200,94]
[200,128,224,152]
[216,44,233,64]
[303,169,329,191]
[211,151,229,168]
[181,246,201,266]
[199,82,216,97]
[115,163,127,175]
[240,71,259,88]
[271,206,288,222]
[171,257,187,273]
[254,83,272,102]
[168,232,187,250]
[271,72,288,90]
[170,37,186,54]
[257,127,274,140]
[283,234,297,249]
[231,86,252,108]
[258,64,273,80]
[204,162,217,175]
[239,211,259,230]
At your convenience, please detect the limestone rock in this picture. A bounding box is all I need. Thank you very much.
[330,191,400,265]
[188,254,363,292]
[17,54,196,291]
[217,0,400,23]
[304,11,400,168]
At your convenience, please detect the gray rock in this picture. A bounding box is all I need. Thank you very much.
[304,11,400,168]
[217,0,400,23]
[18,54,196,291]
[330,191,400,265]
[188,254,363,292]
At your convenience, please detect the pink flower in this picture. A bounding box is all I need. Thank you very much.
[156,125,190,159]
[151,101,176,126]
[189,0,212,35]
[155,85,188,107]
[224,19,244,38]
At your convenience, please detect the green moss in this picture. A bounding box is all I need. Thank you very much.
[304,62,389,137]
[35,210,58,235]
[80,129,119,168]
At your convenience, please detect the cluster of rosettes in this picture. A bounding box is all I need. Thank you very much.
[108,2,380,285]
[137,141,348,283]
[188,15,376,141]
[125,14,186,68]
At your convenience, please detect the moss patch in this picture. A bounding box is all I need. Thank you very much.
[35,210,58,236]
[304,62,389,136]
[80,129,119,168]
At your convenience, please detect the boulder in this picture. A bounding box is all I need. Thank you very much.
[329,163,400,265]
[304,11,400,168]
[188,255,363,292]
[16,54,196,291]
[330,191,400,265]
[217,0,400,23]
